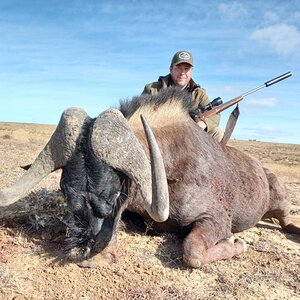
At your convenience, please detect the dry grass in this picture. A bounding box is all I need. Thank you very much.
[0,122,299,300]
[0,264,20,294]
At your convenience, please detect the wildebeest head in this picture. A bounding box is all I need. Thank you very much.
[61,151,128,261]
[0,102,170,262]
[60,109,169,261]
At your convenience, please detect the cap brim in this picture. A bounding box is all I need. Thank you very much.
[172,61,193,67]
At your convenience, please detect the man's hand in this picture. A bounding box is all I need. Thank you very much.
[197,120,207,130]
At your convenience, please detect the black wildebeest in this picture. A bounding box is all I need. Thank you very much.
[0,87,299,267]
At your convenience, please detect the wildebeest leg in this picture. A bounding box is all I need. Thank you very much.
[0,108,90,206]
[263,167,300,235]
[183,222,247,268]
[264,210,300,235]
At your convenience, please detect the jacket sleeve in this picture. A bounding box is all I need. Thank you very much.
[192,88,221,133]
[141,82,161,96]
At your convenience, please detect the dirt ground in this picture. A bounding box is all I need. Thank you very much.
[0,122,299,300]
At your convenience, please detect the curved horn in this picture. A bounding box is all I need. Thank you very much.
[0,108,89,207]
[91,109,169,222]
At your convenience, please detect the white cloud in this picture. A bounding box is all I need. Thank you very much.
[218,2,248,19]
[251,23,300,56]
[246,98,277,107]
[263,11,280,24]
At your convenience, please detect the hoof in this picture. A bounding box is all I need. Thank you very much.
[226,236,248,253]
[234,237,249,253]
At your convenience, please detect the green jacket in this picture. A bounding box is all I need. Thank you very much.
[142,74,221,134]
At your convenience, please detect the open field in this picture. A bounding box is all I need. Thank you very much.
[0,122,299,300]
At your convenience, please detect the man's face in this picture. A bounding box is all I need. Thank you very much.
[170,63,193,88]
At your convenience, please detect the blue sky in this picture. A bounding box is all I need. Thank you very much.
[0,0,299,144]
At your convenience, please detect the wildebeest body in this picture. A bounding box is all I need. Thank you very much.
[123,97,269,232]
[0,87,298,267]
[119,89,296,266]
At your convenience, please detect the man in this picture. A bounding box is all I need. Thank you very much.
[142,50,224,142]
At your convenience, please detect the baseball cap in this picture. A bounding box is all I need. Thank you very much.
[171,50,193,67]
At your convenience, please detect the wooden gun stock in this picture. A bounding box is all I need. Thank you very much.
[199,95,244,121]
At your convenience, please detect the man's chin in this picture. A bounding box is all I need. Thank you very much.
[175,81,188,88]
[178,84,188,89]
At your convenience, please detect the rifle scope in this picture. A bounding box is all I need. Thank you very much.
[200,97,223,112]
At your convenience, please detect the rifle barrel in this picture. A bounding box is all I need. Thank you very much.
[265,71,292,87]
[241,72,292,98]
[199,71,292,121]
[241,84,265,97]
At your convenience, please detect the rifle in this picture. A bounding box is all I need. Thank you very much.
[194,71,292,122]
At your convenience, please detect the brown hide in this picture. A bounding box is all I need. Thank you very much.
[128,114,283,240]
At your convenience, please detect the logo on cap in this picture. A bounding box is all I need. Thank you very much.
[178,52,190,60]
